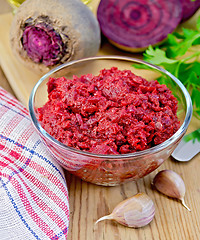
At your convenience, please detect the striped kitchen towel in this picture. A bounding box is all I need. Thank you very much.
[0,87,69,240]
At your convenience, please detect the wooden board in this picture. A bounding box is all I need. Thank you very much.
[0,9,200,240]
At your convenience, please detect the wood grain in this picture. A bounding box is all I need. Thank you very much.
[0,66,15,95]
[0,4,200,240]
[65,136,200,240]
[0,0,11,14]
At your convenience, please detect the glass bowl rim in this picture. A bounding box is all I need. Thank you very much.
[29,55,193,159]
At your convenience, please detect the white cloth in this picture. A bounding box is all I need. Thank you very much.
[0,87,69,239]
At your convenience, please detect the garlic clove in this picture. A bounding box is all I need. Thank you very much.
[95,192,155,228]
[152,169,191,211]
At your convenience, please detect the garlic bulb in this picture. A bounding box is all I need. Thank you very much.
[152,169,191,211]
[95,192,155,228]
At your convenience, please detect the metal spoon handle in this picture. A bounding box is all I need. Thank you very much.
[171,129,200,162]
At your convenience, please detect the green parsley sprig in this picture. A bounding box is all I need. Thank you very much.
[184,128,200,143]
[136,15,200,119]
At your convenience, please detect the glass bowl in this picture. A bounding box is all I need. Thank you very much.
[29,56,192,186]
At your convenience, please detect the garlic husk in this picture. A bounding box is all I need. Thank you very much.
[153,169,191,211]
[95,192,155,228]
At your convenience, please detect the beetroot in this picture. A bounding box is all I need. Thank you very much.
[38,67,180,155]
[22,21,65,66]
[10,0,101,74]
[181,0,200,21]
[97,0,183,52]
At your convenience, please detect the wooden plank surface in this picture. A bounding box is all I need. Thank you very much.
[0,2,200,239]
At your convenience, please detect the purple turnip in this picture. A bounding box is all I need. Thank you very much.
[10,0,101,74]
[97,0,183,52]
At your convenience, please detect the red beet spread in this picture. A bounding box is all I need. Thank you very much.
[37,67,180,155]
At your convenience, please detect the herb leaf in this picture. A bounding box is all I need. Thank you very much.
[143,46,177,65]
[184,129,200,143]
